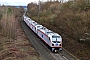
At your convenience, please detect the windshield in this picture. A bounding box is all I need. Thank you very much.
[52,36,60,43]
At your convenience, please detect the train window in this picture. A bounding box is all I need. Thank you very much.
[52,41,60,43]
[52,41,56,43]
[42,35,43,38]
[35,28,36,31]
[52,36,60,43]
[47,32,53,34]
[37,26,40,28]
[49,37,50,40]
[37,26,42,29]
[52,36,60,38]
[57,41,60,43]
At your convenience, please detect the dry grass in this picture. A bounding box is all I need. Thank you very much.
[0,6,41,60]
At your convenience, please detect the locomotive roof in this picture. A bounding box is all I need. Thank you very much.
[48,33,60,37]
[38,27,60,37]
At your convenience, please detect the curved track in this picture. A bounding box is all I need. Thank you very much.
[21,20,79,60]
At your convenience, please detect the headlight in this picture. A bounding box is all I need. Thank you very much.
[52,44,54,46]
[59,44,61,46]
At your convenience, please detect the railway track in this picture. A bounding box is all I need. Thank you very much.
[21,20,79,60]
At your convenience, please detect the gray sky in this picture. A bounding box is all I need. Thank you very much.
[0,0,68,6]
[0,0,39,6]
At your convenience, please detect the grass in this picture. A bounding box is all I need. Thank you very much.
[0,6,41,60]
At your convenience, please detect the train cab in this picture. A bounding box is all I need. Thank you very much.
[48,33,62,52]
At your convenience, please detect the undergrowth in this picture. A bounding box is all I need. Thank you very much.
[27,0,90,60]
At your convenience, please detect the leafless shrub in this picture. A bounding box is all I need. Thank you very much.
[0,7,17,40]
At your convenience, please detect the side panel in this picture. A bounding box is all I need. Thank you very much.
[37,29,51,47]
[31,24,36,33]
[28,21,31,28]
[27,20,30,26]
[24,18,29,27]
[24,18,27,24]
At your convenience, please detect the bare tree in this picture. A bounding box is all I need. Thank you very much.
[86,0,90,3]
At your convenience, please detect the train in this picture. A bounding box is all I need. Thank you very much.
[23,15,62,52]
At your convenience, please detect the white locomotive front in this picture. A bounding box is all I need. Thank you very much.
[49,33,62,52]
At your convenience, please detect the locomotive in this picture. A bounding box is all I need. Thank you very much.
[23,15,62,52]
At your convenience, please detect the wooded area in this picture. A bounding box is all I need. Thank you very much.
[27,0,90,60]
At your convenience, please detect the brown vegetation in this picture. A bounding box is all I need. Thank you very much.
[0,6,41,60]
[27,0,90,60]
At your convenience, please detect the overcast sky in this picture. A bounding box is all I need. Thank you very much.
[0,0,68,6]
[0,0,41,6]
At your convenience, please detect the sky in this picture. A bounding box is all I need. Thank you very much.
[0,0,68,6]
[0,0,47,6]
